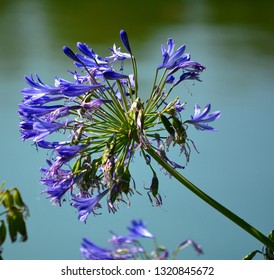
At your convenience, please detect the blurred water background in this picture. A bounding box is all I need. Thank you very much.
[1,0,274,259]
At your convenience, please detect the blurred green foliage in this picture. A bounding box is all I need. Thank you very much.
[0,182,29,260]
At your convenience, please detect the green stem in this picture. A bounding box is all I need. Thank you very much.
[145,146,274,251]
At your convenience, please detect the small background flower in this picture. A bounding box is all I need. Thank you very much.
[80,219,203,260]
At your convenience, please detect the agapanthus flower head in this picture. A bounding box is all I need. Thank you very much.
[19,30,220,221]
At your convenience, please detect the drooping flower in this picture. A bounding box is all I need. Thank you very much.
[71,188,110,222]
[40,167,75,206]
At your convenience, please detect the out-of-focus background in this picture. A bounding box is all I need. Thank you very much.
[1,0,274,259]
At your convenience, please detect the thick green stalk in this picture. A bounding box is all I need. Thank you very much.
[145,146,274,251]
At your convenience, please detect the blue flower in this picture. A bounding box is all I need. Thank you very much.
[186,103,221,131]
[21,75,63,105]
[71,188,110,222]
[173,99,186,113]
[80,238,116,260]
[40,165,75,205]
[108,234,137,247]
[22,74,60,95]
[55,144,86,160]
[63,46,82,63]
[173,70,204,86]
[106,44,131,63]
[42,175,74,206]
[21,74,103,104]
[36,140,70,149]
[76,42,108,68]
[165,75,175,84]
[18,104,63,118]
[55,77,103,97]
[168,60,206,77]
[158,38,190,70]
[102,70,128,80]
[80,219,203,260]
[64,43,108,70]
[127,220,154,239]
[81,237,141,260]
[19,119,67,142]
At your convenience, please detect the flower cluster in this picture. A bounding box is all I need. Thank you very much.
[19,30,220,222]
[81,219,203,260]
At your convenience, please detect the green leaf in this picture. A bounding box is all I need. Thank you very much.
[150,172,159,197]
[160,114,175,137]
[102,134,116,164]
[2,190,14,210]
[172,116,187,144]
[14,211,28,242]
[7,210,17,242]
[0,181,5,192]
[12,188,25,208]
[120,168,131,194]
[7,209,28,243]
[264,230,274,259]
[72,157,82,174]
[0,220,7,246]
[268,230,274,241]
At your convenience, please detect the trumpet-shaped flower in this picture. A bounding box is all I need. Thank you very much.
[158,38,189,70]
[81,238,116,260]
[71,189,110,222]
[186,103,221,131]
[106,44,131,63]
